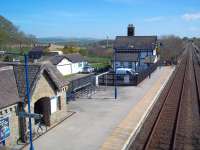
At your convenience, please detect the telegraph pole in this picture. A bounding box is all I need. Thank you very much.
[114,49,117,99]
[106,36,109,48]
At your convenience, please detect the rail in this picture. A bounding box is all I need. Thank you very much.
[129,43,200,150]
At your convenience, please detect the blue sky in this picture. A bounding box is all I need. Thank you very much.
[1,0,200,38]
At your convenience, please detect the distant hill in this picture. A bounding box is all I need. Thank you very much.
[0,15,36,47]
[37,37,101,46]
[97,39,114,46]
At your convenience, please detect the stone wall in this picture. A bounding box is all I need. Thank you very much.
[24,73,68,130]
[50,92,68,125]
[31,75,56,106]
[0,104,20,147]
[0,71,69,147]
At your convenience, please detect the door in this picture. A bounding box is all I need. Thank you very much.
[42,99,51,126]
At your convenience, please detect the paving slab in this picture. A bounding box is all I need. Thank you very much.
[23,66,174,150]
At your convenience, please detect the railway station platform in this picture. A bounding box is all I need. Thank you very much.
[100,66,174,150]
[23,66,174,150]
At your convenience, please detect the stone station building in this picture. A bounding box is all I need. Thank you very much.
[0,62,69,148]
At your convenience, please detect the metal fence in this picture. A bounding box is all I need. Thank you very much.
[98,63,158,86]
[66,74,96,101]
[98,73,137,86]
[136,63,158,84]
[94,66,110,75]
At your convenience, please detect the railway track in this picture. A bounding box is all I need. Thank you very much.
[129,43,200,150]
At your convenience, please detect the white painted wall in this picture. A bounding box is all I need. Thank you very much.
[50,97,57,114]
[56,58,86,76]
[56,59,72,76]
[113,50,158,71]
[154,55,158,63]
[115,61,138,71]
[71,62,85,74]
[153,49,156,56]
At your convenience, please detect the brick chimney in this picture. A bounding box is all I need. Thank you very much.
[127,24,135,36]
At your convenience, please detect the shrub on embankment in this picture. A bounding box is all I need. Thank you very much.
[159,35,184,64]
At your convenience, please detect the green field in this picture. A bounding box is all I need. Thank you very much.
[86,56,111,68]
[0,47,32,62]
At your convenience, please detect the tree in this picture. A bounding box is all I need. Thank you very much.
[160,35,184,62]
[0,15,36,48]
[62,45,80,54]
[193,38,200,48]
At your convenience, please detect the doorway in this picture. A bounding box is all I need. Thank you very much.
[34,97,51,126]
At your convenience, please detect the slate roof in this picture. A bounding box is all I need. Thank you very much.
[13,64,41,98]
[29,46,47,59]
[49,53,85,65]
[64,53,85,63]
[41,63,69,89]
[49,55,65,65]
[0,66,20,109]
[115,53,139,62]
[12,63,69,98]
[0,62,69,103]
[114,36,157,51]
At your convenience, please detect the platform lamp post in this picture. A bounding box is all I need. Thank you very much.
[0,51,34,150]
[113,49,117,99]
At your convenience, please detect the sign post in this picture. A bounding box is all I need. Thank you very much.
[19,112,43,120]
[0,51,35,149]
[24,54,34,150]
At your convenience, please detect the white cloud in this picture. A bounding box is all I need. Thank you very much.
[182,12,200,21]
[144,16,164,22]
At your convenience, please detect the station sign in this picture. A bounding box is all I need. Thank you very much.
[0,115,10,142]
[19,112,42,119]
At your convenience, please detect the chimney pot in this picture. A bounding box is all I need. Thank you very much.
[127,24,135,36]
